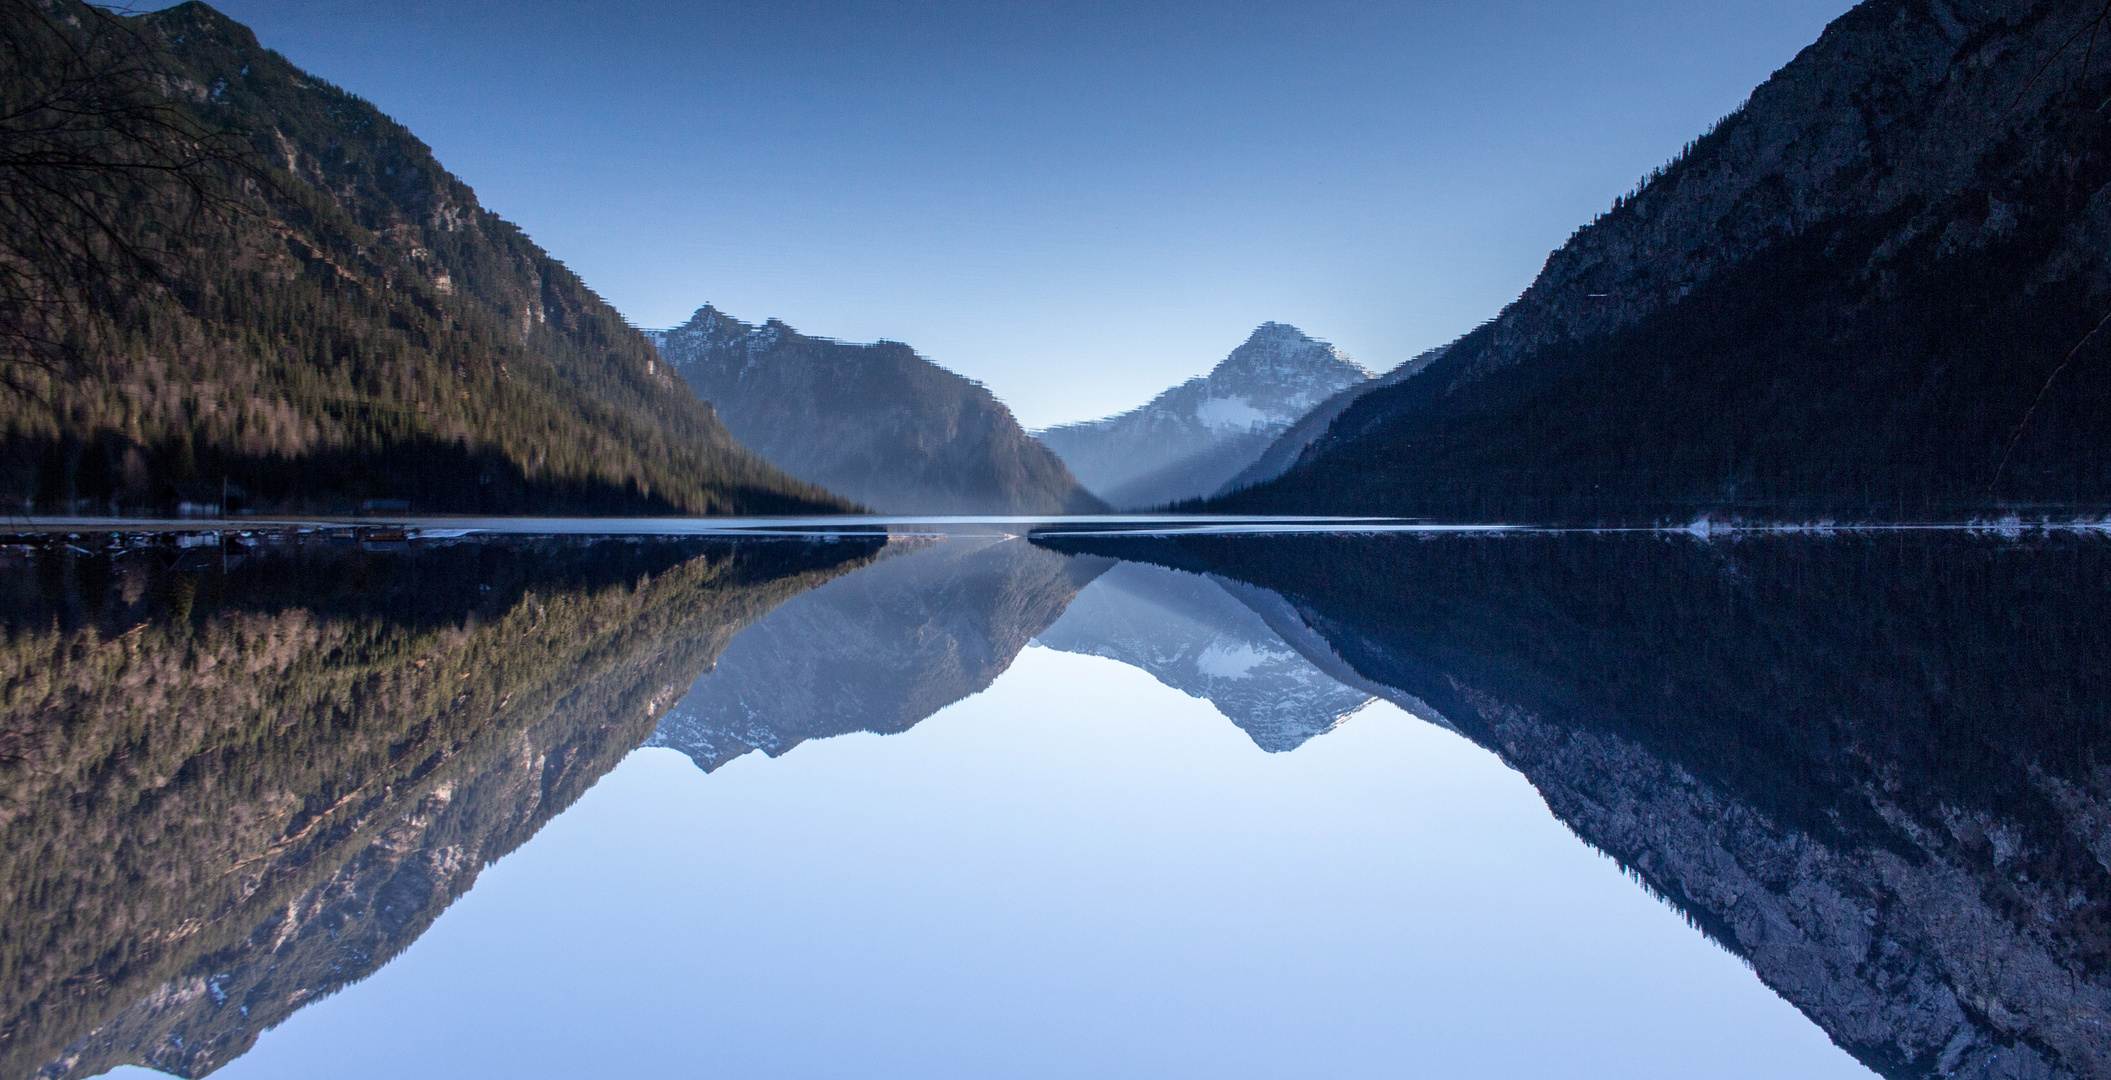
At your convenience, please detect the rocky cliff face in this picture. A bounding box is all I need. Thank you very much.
[1221,0,2111,521]
[1033,561,1371,752]
[647,536,1110,771]
[1037,529,2111,1079]
[1037,323,1371,509]
[651,306,1104,515]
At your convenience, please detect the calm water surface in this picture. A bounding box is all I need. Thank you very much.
[7,520,2106,1079]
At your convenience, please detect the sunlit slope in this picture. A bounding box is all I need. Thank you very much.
[2,1,848,515]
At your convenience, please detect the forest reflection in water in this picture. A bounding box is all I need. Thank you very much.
[4,524,2108,1079]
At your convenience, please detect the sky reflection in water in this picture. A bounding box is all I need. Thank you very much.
[37,524,2108,1079]
[190,643,1862,1080]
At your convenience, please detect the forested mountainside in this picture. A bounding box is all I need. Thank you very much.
[0,532,879,1078]
[1214,0,2111,522]
[651,306,1103,515]
[648,536,1108,772]
[1040,529,2111,1080]
[0,1,845,516]
[1036,323,1370,509]
[1214,344,1445,497]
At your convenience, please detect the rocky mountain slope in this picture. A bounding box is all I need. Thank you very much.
[1214,344,1446,498]
[650,306,1103,515]
[1036,323,1371,509]
[0,1,842,516]
[2,531,877,1079]
[1040,528,2111,1080]
[1033,561,1371,752]
[1215,0,2111,522]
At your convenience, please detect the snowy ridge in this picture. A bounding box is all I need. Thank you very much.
[1036,323,1372,509]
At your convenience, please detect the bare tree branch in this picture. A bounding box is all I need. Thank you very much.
[0,0,265,385]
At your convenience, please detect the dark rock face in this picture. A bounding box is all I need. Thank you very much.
[647,536,1110,771]
[1,533,877,1079]
[1037,528,2111,1079]
[1036,323,1371,509]
[1220,0,2111,522]
[1033,561,1372,752]
[651,307,1104,515]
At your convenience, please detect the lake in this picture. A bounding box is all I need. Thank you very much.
[6,518,2106,1079]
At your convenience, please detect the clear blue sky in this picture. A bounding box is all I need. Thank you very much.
[186,0,1855,428]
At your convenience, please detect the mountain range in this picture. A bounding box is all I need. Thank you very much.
[19,0,2111,526]
[1207,0,2111,522]
[1036,323,1372,509]
[649,306,1103,515]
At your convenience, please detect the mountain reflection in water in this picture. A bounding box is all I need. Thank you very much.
[3,525,2106,1079]
[0,532,882,1079]
[1039,528,2111,1080]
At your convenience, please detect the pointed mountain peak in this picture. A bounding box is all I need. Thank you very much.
[1246,321,1308,342]
[670,304,788,351]
[677,303,743,334]
[1212,322,1372,385]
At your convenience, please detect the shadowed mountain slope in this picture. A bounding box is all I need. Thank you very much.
[1214,0,2111,522]
[651,306,1103,515]
[0,1,843,516]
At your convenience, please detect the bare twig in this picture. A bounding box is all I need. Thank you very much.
[0,0,266,382]
[1991,307,2111,492]
[2009,0,2111,113]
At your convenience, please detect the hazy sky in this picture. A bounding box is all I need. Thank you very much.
[186,0,1856,428]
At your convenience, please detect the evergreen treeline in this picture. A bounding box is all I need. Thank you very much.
[0,1,850,516]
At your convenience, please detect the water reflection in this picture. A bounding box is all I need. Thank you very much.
[0,532,881,1078]
[1039,529,2111,1080]
[647,535,1108,772]
[5,525,2108,1079]
[1034,561,1373,752]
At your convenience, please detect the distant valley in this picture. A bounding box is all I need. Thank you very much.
[1035,323,1372,510]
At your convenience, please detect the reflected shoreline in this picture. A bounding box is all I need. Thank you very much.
[6,526,2109,1079]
